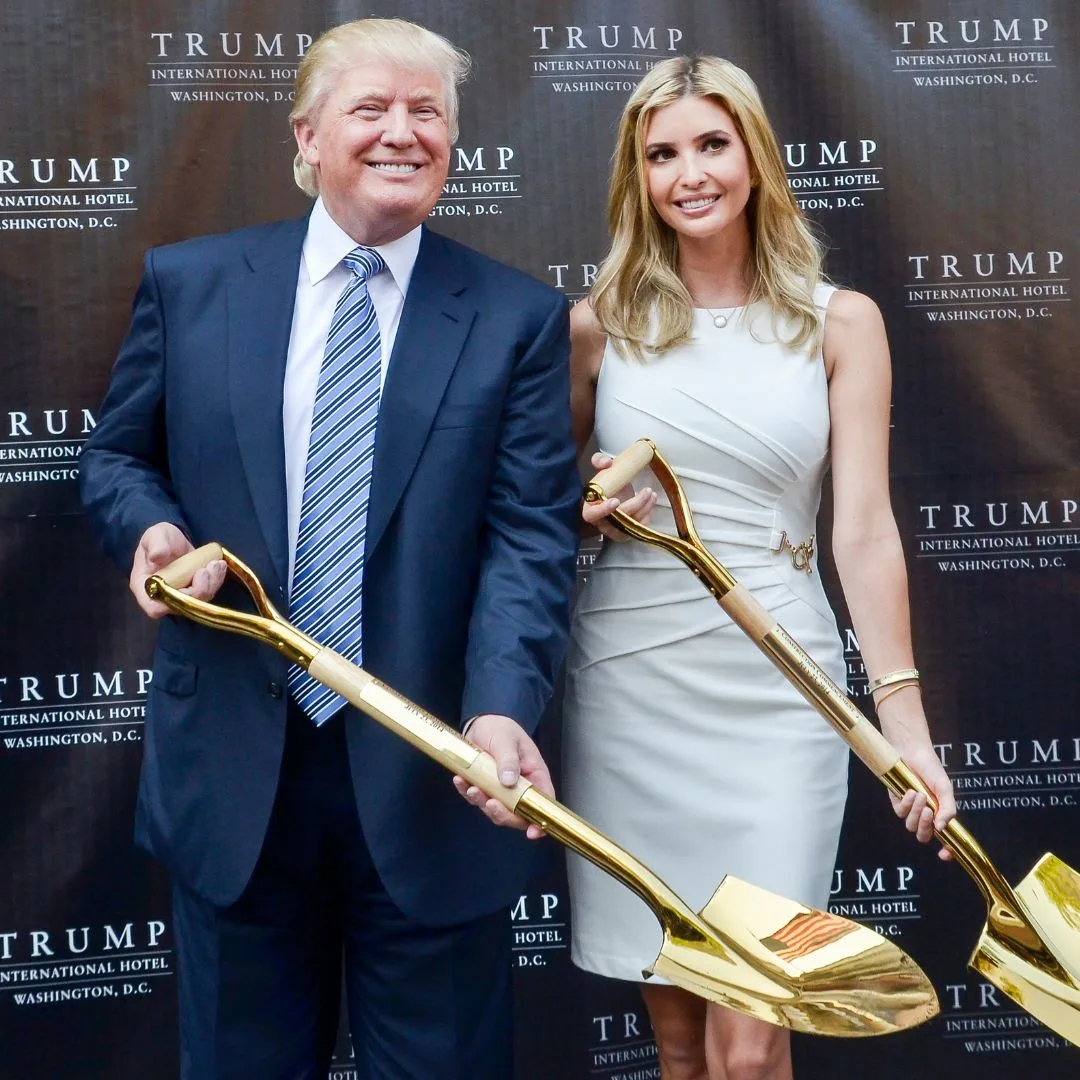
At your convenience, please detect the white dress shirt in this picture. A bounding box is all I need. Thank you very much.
[283,197,422,589]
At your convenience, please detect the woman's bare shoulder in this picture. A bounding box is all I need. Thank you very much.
[825,288,884,332]
[570,298,607,379]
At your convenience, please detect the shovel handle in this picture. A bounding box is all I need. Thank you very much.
[599,441,1034,921]
[720,581,902,777]
[152,542,225,589]
[585,439,656,502]
[146,544,709,942]
[308,648,534,812]
[306,647,698,924]
[148,548,537,816]
[708,546,1029,914]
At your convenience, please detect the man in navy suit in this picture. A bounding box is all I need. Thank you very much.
[79,18,579,1079]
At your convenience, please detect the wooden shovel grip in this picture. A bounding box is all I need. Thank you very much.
[154,542,225,588]
[586,439,656,501]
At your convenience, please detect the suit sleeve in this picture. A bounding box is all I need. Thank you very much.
[79,249,189,571]
[460,294,581,735]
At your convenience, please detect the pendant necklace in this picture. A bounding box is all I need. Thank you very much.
[705,307,735,329]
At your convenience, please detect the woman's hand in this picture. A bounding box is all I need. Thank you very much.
[582,452,658,541]
[888,739,957,861]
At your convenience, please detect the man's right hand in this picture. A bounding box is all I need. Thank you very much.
[130,522,227,619]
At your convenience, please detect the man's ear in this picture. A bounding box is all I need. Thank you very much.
[293,119,319,166]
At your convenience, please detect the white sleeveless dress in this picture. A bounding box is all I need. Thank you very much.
[563,285,850,981]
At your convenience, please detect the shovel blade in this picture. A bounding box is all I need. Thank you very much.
[967,852,1080,1047]
[971,923,1080,1047]
[650,876,938,1037]
[1012,853,1080,985]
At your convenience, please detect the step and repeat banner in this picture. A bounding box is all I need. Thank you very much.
[1,1,1077,1077]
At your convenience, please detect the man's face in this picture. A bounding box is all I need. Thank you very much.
[294,57,451,246]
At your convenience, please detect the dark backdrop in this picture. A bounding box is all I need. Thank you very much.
[1,2,1077,1076]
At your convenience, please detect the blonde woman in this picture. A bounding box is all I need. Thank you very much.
[562,56,956,1080]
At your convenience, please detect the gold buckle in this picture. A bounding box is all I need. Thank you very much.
[771,531,815,574]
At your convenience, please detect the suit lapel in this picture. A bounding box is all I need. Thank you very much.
[226,216,307,595]
[365,228,475,559]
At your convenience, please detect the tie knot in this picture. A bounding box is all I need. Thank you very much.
[343,246,386,284]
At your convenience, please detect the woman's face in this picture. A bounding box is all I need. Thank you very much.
[642,95,754,244]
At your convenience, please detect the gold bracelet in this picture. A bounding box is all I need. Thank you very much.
[867,667,920,695]
[872,680,920,707]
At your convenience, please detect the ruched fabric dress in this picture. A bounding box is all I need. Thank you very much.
[563,285,850,981]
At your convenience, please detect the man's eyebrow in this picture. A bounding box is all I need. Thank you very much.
[408,88,443,106]
[341,87,443,108]
[343,87,391,107]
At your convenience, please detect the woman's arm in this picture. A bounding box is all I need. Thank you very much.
[569,299,605,450]
[824,289,957,858]
[571,301,657,536]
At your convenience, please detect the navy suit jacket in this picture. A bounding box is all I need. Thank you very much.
[80,216,580,924]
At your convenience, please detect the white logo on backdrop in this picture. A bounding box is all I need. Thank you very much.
[784,137,882,213]
[590,1011,658,1077]
[0,921,172,1006]
[0,666,150,752]
[0,157,135,232]
[0,407,96,488]
[934,733,1080,812]
[916,489,1080,575]
[905,249,1069,323]
[148,31,310,103]
[892,17,1055,87]
[433,145,522,222]
[943,980,1065,1052]
[531,23,685,95]
[829,865,920,940]
[510,892,566,969]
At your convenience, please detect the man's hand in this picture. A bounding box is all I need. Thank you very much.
[130,522,227,619]
[452,713,554,841]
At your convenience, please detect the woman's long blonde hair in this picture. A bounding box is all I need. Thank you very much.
[591,56,825,361]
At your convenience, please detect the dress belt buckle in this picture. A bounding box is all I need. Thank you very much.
[770,530,815,575]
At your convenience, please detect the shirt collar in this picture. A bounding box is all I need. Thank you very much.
[302,196,422,296]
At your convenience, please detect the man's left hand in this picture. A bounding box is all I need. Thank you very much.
[452,714,554,840]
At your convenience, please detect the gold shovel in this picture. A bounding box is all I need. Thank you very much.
[586,438,1080,1047]
[145,543,938,1037]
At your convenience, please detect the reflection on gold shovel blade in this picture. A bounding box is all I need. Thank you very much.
[966,853,1080,1044]
[972,926,1080,1047]
[650,877,938,1037]
[1014,855,1080,977]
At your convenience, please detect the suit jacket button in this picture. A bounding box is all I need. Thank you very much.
[268,681,283,699]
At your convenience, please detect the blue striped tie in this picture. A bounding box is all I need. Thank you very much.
[288,246,386,725]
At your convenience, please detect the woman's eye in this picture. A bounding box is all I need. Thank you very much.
[646,148,673,162]
[705,138,729,152]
